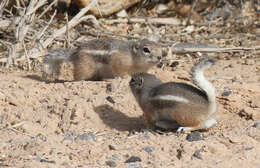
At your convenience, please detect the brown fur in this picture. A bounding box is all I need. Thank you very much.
[42,39,162,82]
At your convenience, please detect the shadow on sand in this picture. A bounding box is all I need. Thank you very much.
[93,104,145,132]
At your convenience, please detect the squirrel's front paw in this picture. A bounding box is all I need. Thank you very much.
[177,126,193,133]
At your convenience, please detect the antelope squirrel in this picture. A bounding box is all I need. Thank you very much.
[129,58,217,132]
[42,38,162,81]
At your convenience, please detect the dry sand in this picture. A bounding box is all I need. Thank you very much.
[0,56,259,168]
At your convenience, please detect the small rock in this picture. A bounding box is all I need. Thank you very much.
[143,146,154,154]
[106,83,114,93]
[116,9,128,18]
[244,146,254,151]
[170,61,179,67]
[106,160,117,167]
[156,3,168,14]
[125,156,141,163]
[108,154,119,162]
[63,135,73,142]
[193,149,202,159]
[184,25,195,33]
[186,131,204,142]
[76,133,96,141]
[126,163,143,168]
[35,156,56,164]
[222,90,232,97]
[106,96,115,104]
[253,121,260,129]
[108,144,117,150]
[39,98,48,104]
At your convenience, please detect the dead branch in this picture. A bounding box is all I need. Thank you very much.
[171,45,260,54]
[33,9,57,45]
[0,0,98,65]
[186,0,197,25]
[7,0,47,67]
[85,0,141,17]
[41,0,98,49]
[22,40,31,70]
[0,0,9,17]
[102,17,181,25]
[37,0,57,19]
[0,40,16,67]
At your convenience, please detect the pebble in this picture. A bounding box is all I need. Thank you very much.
[193,149,202,159]
[253,121,260,129]
[125,156,142,163]
[244,146,254,151]
[106,160,117,167]
[76,133,96,141]
[221,90,232,97]
[116,9,128,18]
[35,156,56,164]
[156,3,168,14]
[170,61,179,67]
[106,96,115,104]
[108,154,119,161]
[143,146,155,154]
[108,144,117,150]
[126,163,143,168]
[106,83,114,93]
[186,131,204,142]
[39,98,48,104]
[63,135,73,142]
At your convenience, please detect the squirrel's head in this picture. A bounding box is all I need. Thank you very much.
[130,73,162,97]
[133,39,162,66]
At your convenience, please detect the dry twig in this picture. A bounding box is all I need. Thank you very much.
[41,0,98,48]
[102,17,181,25]
[0,0,99,65]
[171,45,260,54]
[0,0,9,17]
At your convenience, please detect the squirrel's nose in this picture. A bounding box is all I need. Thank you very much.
[157,56,162,60]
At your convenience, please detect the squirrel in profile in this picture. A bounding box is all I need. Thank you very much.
[129,58,217,132]
[42,38,162,81]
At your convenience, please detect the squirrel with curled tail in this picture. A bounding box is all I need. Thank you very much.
[129,58,218,132]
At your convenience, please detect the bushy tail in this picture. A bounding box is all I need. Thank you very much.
[191,58,217,115]
[42,49,72,80]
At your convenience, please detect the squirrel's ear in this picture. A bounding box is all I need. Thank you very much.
[133,41,140,53]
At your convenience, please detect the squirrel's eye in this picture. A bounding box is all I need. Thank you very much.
[143,47,150,54]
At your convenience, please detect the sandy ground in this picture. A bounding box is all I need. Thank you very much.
[0,55,260,168]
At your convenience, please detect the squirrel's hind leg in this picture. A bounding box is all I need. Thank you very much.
[155,120,180,130]
[176,118,217,132]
